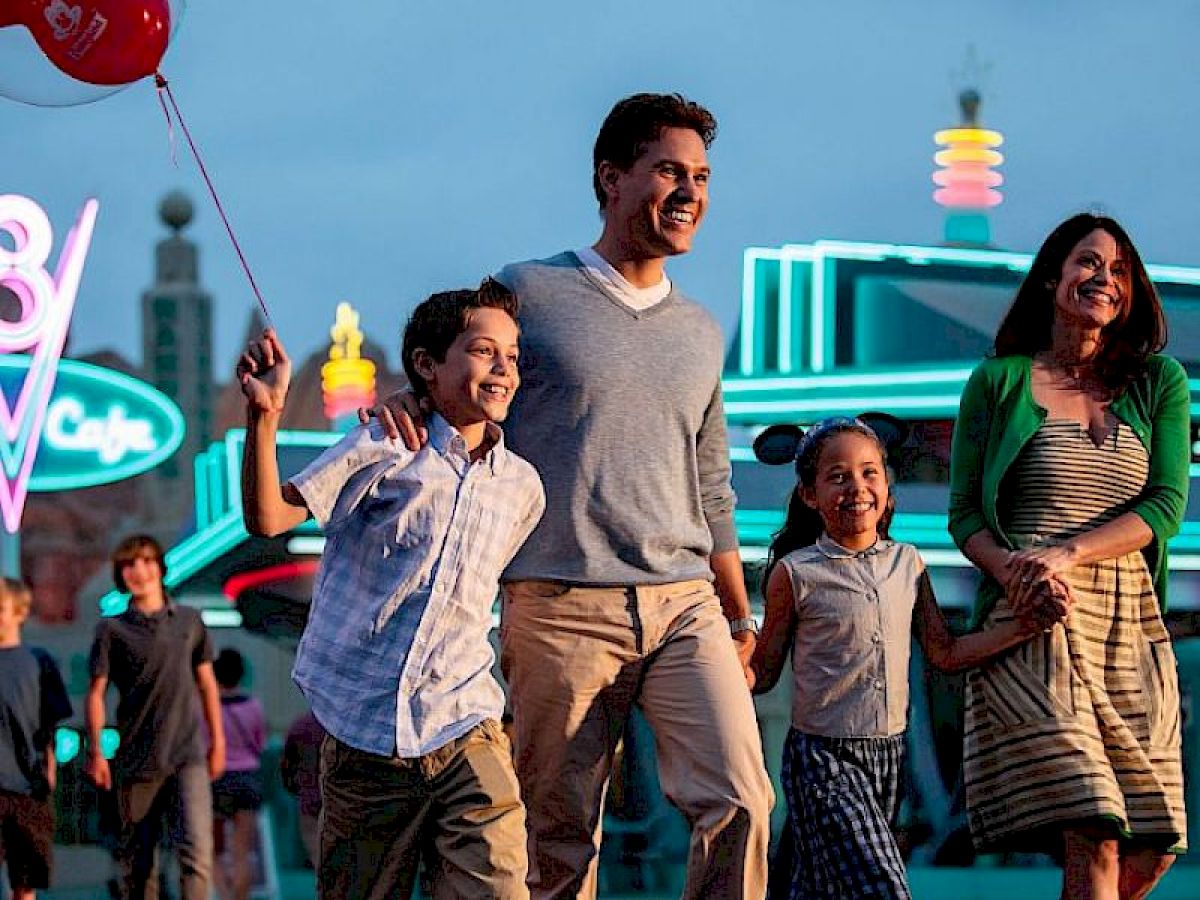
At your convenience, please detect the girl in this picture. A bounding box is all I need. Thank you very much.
[209,648,266,900]
[750,416,1069,899]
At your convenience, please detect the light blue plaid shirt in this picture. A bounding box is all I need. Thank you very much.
[290,414,544,757]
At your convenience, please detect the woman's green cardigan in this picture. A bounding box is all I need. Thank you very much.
[948,353,1190,626]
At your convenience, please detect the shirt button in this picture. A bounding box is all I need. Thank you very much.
[873,679,884,690]
[872,634,882,644]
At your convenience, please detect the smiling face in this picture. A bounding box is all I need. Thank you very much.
[1052,228,1131,332]
[599,126,710,261]
[120,552,164,601]
[801,431,889,550]
[416,307,520,429]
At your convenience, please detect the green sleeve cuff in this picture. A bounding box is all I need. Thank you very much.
[948,509,988,550]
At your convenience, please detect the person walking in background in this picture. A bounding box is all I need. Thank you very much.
[369,92,773,900]
[209,648,266,900]
[281,709,324,869]
[0,578,73,899]
[85,534,225,900]
[750,417,1066,899]
[949,214,1189,899]
[239,281,543,898]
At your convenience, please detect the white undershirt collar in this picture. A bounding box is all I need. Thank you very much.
[575,246,671,311]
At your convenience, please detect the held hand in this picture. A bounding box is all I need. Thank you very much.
[357,389,428,451]
[733,632,757,690]
[84,752,112,791]
[236,329,292,413]
[1013,576,1074,634]
[1007,543,1078,586]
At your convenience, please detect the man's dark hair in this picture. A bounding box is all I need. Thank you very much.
[213,648,246,689]
[111,533,167,592]
[592,92,717,208]
[401,278,519,398]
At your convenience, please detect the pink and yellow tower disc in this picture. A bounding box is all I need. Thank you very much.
[320,302,376,430]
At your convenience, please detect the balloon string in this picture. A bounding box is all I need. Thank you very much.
[154,72,273,326]
[154,84,180,168]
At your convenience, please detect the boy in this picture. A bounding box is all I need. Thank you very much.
[85,535,225,900]
[0,579,72,900]
[239,279,543,899]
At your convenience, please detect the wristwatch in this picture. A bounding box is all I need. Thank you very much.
[728,616,760,637]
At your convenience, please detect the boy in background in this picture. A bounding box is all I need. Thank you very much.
[0,578,73,899]
[85,535,225,900]
[239,279,543,898]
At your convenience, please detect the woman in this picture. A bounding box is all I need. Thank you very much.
[948,213,1189,899]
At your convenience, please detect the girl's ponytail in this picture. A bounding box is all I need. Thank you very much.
[762,490,823,593]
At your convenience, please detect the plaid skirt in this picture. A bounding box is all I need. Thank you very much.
[777,730,910,900]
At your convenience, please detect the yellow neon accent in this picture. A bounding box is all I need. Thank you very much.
[321,302,377,404]
[934,147,1004,166]
[321,358,376,391]
[328,302,365,362]
[934,128,1003,146]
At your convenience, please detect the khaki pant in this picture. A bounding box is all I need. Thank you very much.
[318,719,528,899]
[501,579,773,900]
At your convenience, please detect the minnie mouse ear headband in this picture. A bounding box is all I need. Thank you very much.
[751,412,910,466]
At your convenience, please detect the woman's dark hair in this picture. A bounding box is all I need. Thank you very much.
[592,92,717,209]
[111,534,167,592]
[761,420,895,591]
[992,213,1166,392]
[213,648,246,689]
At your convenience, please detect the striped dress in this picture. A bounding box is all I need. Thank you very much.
[963,419,1187,852]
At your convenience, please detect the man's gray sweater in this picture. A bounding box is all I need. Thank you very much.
[496,252,737,585]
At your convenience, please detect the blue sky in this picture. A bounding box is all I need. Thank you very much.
[4,1,1199,377]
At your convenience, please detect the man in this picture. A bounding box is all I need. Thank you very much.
[375,93,772,900]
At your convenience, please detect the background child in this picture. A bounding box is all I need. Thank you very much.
[238,279,544,898]
[85,534,225,900]
[210,648,266,900]
[280,709,324,868]
[750,417,1069,900]
[0,578,72,900]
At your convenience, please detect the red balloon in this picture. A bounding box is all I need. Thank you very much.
[0,0,170,86]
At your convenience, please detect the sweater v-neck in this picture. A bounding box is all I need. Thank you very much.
[571,252,677,320]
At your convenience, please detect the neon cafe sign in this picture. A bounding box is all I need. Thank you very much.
[0,195,184,533]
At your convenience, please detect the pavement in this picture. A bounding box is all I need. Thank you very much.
[32,862,1200,899]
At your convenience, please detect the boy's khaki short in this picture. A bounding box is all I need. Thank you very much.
[318,718,529,899]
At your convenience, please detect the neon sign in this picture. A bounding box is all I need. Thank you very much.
[320,302,376,426]
[0,356,185,491]
[0,196,185,528]
[933,127,1004,209]
[46,398,155,464]
[0,194,96,532]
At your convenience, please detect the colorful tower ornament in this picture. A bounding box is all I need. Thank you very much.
[320,302,376,431]
[933,88,1003,246]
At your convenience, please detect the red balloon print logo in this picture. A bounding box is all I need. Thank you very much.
[0,0,170,86]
